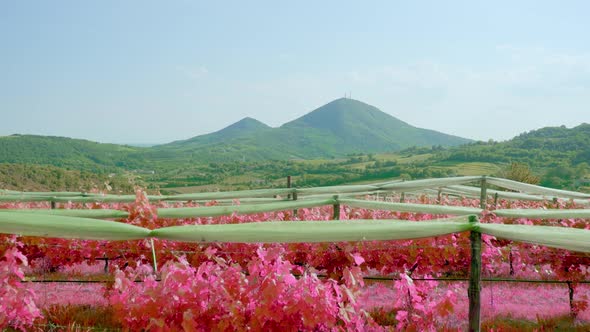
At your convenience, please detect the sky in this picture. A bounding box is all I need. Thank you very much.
[1,1,589,144]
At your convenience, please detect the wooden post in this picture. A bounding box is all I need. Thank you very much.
[437,189,442,204]
[50,200,56,209]
[509,247,514,276]
[333,195,340,220]
[286,176,298,216]
[103,255,109,273]
[468,176,486,332]
[493,192,499,208]
[468,215,482,332]
[480,176,487,210]
[567,281,577,318]
[292,190,298,217]
[400,192,405,203]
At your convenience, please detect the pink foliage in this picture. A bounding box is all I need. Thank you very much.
[108,247,375,331]
[389,273,457,331]
[3,191,590,329]
[0,246,42,330]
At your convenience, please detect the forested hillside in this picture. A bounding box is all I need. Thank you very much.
[0,163,136,192]
[0,134,145,171]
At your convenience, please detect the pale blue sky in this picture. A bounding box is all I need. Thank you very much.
[1,1,589,144]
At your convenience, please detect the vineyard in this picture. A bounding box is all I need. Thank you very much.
[1,176,590,331]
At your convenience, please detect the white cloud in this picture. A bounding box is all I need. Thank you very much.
[176,65,209,80]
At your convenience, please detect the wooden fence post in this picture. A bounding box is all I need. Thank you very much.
[103,255,109,273]
[286,175,299,216]
[480,176,487,210]
[567,281,577,319]
[333,195,340,220]
[468,215,482,332]
[468,176,486,332]
[292,190,298,217]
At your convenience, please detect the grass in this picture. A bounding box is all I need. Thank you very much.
[481,314,590,331]
[368,307,590,331]
[375,152,433,163]
[6,303,590,331]
[41,304,122,331]
[451,162,502,176]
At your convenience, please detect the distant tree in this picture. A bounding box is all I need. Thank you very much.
[496,162,540,184]
[576,162,590,178]
[399,173,412,181]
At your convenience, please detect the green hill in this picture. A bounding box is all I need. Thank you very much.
[1,116,589,192]
[282,98,470,151]
[442,123,590,165]
[0,134,145,171]
[439,123,590,188]
[154,98,472,162]
[164,117,272,147]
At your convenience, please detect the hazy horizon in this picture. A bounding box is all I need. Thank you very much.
[2,1,589,144]
[3,96,589,147]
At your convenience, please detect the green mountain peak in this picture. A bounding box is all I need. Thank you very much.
[218,117,271,134]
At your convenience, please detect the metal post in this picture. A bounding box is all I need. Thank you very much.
[150,238,158,274]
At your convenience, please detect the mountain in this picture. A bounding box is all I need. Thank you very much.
[156,98,472,161]
[0,98,473,168]
[163,117,271,147]
[1,109,589,192]
[220,117,272,136]
[282,98,470,151]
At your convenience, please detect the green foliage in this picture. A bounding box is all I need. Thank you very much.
[442,123,590,189]
[496,162,540,185]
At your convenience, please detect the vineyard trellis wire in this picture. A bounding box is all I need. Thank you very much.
[2,175,590,331]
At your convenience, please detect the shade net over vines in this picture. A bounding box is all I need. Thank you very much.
[1,178,590,331]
